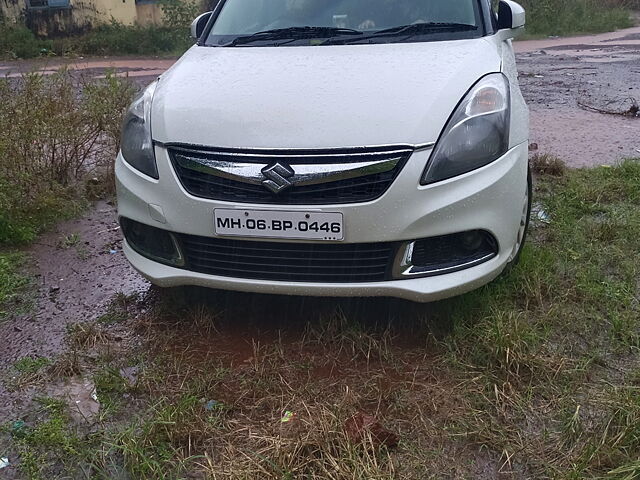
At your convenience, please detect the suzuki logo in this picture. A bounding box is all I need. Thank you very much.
[261,162,295,193]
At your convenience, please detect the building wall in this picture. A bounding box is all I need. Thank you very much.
[26,1,98,36]
[92,0,138,25]
[0,0,24,22]
[1,0,96,35]
[135,2,164,26]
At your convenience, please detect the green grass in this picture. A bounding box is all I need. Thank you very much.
[96,292,138,325]
[0,251,30,318]
[2,160,640,479]
[58,233,81,249]
[520,0,634,38]
[6,397,82,479]
[0,187,85,246]
[13,357,50,375]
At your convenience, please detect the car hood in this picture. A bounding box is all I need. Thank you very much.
[152,39,501,149]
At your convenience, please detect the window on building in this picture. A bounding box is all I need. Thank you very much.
[28,0,71,9]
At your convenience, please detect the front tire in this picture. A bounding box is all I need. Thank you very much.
[505,166,533,269]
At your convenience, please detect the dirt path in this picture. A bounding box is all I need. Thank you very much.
[0,57,173,79]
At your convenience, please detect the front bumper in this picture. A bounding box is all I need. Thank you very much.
[116,142,529,302]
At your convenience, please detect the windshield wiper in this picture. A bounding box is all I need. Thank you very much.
[224,26,362,47]
[322,22,478,45]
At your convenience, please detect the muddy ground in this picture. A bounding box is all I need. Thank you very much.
[0,202,147,424]
[515,26,640,167]
[0,26,639,478]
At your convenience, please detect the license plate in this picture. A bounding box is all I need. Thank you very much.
[214,209,344,241]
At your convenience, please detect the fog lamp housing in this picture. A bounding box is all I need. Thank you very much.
[393,230,498,278]
[120,217,185,267]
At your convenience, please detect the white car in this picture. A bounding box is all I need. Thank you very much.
[116,0,530,302]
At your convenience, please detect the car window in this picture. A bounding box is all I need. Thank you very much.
[207,0,483,45]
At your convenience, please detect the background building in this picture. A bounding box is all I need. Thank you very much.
[0,0,181,36]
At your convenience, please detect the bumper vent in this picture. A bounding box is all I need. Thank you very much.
[398,230,498,277]
[178,234,397,283]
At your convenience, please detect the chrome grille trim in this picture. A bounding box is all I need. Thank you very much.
[174,155,404,187]
[167,145,414,205]
[159,142,431,155]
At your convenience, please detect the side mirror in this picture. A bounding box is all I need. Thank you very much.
[191,11,213,40]
[497,0,525,31]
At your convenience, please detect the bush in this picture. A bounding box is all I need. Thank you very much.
[0,22,52,59]
[160,0,201,30]
[53,21,194,57]
[0,71,135,245]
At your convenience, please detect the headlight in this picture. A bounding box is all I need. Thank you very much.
[421,73,510,185]
[121,80,158,179]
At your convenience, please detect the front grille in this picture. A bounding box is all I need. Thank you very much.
[168,146,412,205]
[178,234,398,283]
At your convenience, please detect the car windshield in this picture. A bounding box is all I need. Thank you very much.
[206,0,484,47]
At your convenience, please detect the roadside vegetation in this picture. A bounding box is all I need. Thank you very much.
[0,22,193,59]
[0,71,134,245]
[1,159,638,478]
[519,0,634,37]
[0,22,52,59]
[54,0,200,58]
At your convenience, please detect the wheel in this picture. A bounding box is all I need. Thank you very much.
[505,166,533,269]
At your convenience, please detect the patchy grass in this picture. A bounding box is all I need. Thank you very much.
[519,0,633,38]
[96,292,139,325]
[57,233,91,260]
[13,357,50,376]
[58,233,81,249]
[7,357,51,392]
[530,153,568,177]
[1,161,639,479]
[6,397,83,479]
[66,322,110,350]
